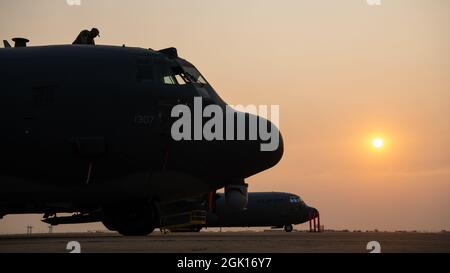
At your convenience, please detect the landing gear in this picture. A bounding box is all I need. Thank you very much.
[102,202,157,236]
[284,224,294,233]
[191,226,202,232]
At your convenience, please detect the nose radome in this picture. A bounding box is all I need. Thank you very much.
[241,118,284,178]
[219,111,284,179]
[269,124,284,163]
[297,206,319,224]
[308,207,319,219]
[256,118,284,170]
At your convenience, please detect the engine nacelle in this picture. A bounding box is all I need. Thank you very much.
[225,183,248,210]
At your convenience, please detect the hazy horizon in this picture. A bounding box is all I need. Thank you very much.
[1,0,449,234]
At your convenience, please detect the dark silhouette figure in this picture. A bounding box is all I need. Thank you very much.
[72,28,100,45]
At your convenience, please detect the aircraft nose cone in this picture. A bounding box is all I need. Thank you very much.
[237,115,284,178]
[308,207,319,219]
[257,122,284,170]
[190,110,284,181]
[299,206,319,224]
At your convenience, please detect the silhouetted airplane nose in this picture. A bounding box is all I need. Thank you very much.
[191,110,284,181]
[234,114,284,178]
[256,119,284,171]
[298,206,319,224]
[308,207,319,219]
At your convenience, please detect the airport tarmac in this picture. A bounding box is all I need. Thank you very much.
[0,231,449,253]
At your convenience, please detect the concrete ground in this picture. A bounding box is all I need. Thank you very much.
[0,231,449,253]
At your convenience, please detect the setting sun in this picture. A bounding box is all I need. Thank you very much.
[372,138,384,149]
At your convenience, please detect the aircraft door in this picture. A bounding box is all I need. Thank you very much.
[130,55,166,171]
[153,60,199,138]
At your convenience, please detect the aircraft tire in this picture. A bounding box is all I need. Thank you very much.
[102,202,157,236]
[284,224,294,233]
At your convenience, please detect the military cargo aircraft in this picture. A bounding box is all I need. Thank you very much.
[0,38,283,236]
[208,192,318,232]
[160,192,319,233]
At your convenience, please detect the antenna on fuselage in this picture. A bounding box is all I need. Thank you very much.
[3,40,11,48]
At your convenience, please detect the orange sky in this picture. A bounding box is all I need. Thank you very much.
[1,0,449,233]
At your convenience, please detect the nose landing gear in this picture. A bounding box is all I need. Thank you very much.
[284,224,294,233]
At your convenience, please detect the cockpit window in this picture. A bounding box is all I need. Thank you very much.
[182,66,208,84]
[290,196,301,203]
[160,67,190,86]
[172,67,191,85]
[163,75,176,85]
[175,74,187,85]
[161,65,208,87]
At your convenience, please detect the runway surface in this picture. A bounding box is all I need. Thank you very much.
[0,231,449,253]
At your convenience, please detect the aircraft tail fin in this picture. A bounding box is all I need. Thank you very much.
[3,40,11,48]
